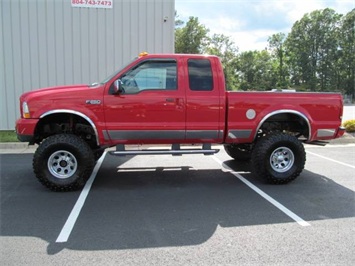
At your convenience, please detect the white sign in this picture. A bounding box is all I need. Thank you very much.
[71,0,113,9]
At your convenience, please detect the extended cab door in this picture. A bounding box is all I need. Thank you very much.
[184,57,226,143]
[103,58,186,144]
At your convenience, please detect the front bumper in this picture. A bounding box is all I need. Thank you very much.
[15,118,38,143]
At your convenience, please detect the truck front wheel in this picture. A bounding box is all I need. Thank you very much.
[33,134,95,191]
[252,133,306,184]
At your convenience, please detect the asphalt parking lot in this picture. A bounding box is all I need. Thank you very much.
[1,140,354,265]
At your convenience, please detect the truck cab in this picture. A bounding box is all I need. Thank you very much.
[103,54,226,145]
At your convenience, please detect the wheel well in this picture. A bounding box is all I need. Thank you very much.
[257,112,310,140]
[34,113,98,148]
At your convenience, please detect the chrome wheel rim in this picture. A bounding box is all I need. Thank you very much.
[48,150,78,179]
[270,147,294,173]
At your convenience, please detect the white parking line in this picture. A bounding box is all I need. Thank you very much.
[212,156,311,227]
[307,151,355,169]
[56,152,106,243]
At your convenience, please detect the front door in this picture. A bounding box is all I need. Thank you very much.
[103,59,185,144]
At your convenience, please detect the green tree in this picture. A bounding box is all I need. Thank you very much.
[268,33,288,88]
[204,34,239,90]
[338,9,355,99]
[175,16,209,54]
[235,50,276,91]
[174,11,184,27]
[286,8,342,91]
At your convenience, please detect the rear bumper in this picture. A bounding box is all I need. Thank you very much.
[335,126,346,139]
[15,118,38,143]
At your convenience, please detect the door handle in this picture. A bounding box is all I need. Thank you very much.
[166,98,184,109]
[166,98,175,102]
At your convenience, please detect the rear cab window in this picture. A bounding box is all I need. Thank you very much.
[188,59,214,91]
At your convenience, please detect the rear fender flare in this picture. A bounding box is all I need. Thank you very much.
[254,109,311,141]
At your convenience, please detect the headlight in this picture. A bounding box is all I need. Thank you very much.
[22,102,31,118]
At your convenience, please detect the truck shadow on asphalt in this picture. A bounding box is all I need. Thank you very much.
[1,154,354,254]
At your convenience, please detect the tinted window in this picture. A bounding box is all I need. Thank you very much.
[188,59,213,91]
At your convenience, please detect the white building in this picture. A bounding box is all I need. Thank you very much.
[0,0,175,130]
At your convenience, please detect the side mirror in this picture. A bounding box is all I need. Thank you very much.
[113,79,124,94]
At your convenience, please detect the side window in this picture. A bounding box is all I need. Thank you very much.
[120,60,177,94]
[188,59,213,91]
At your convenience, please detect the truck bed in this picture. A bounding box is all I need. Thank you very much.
[225,91,344,143]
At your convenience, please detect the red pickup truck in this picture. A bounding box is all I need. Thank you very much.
[16,53,345,191]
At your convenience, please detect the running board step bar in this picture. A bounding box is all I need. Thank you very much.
[109,144,219,156]
[305,140,329,146]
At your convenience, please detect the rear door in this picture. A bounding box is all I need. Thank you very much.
[184,57,225,143]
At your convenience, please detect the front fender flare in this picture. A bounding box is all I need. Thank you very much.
[40,109,100,146]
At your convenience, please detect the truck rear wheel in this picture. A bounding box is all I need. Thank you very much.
[224,144,252,161]
[252,133,306,184]
[33,134,95,191]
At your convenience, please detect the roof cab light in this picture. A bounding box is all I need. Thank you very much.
[139,51,149,57]
[22,102,31,118]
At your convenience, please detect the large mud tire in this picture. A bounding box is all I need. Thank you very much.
[33,134,95,191]
[252,133,306,184]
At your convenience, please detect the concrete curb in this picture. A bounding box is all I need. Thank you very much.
[0,142,30,149]
[0,142,38,153]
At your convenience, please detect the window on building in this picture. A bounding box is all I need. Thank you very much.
[188,59,213,91]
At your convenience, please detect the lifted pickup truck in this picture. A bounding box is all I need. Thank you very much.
[16,53,345,191]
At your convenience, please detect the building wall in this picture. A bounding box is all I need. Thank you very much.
[0,0,175,130]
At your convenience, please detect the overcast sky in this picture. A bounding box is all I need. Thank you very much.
[175,0,355,51]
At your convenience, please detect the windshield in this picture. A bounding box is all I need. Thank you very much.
[99,58,137,84]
